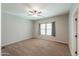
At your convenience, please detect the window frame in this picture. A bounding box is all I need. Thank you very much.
[40,23,46,35]
[39,22,56,36]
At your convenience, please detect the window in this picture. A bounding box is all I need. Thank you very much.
[46,23,52,35]
[40,24,45,35]
[39,22,56,36]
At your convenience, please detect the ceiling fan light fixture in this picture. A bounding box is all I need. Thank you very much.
[28,9,42,16]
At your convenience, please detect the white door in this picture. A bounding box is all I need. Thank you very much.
[73,10,78,56]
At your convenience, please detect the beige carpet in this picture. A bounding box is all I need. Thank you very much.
[1,39,71,56]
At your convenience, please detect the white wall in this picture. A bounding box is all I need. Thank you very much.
[1,12,33,46]
[69,4,79,56]
[33,14,68,44]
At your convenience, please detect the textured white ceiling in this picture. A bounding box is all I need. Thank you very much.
[2,3,75,20]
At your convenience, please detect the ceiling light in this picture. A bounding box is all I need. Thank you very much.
[28,9,42,16]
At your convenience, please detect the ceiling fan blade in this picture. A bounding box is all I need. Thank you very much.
[29,10,33,13]
[38,11,42,14]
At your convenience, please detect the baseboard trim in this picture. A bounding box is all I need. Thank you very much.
[1,37,33,47]
[2,37,68,47]
[35,37,68,45]
[53,40,68,45]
